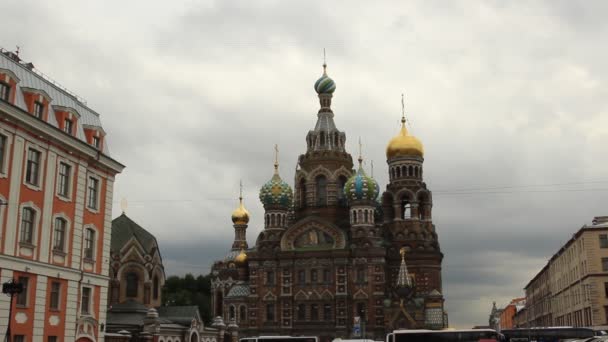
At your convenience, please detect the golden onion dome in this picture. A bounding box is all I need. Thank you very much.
[386,124,424,159]
[231,199,250,225]
[235,249,248,264]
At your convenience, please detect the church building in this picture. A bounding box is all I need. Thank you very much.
[211,64,446,340]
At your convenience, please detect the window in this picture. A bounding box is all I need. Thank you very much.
[266,271,275,285]
[0,81,10,101]
[298,270,306,284]
[605,282,608,298]
[316,175,327,206]
[57,162,71,197]
[0,135,6,172]
[601,234,608,248]
[92,136,100,149]
[14,336,25,342]
[48,337,57,342]
[323,269,331,283]
[299,179,307,208]
[50,282,61,310]
[16,277,29,306]
[153,276,159,300]
[311,270,318,283]
[63,119,73,135]
[239,306,247,322]
[323,304,332,321]
[356,303,366,319]
[126,272,138,297]
[337,176,348,206]
[26,149,41,186]
[297,303,306,320]
[20,208,35,244]
[266,304,275,321]
[33,101,44,119]
[81,287,91,314]
[53,218,66,251]
[311,304,319,320]
[229,305,236,319]
[84,228,95,259]
[87,177,99,210]
[602,258,608,272]
[356,268,366,283]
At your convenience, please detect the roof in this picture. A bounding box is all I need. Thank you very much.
[226,284,250,298]
[157,306,200,326]
[107,303,200,329]
[111,213,160,255]
[0,50,111,155]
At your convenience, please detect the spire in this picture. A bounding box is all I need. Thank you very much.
[323,48,327,76]
[274,144,279,175]
[401,93,407,129]
[358,137,363,166]
[397,247,412,288]
[239,179,243,203]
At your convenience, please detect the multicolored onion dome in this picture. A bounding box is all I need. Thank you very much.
[344,165,379,201]
[259,173,293,208]
[314,65,336,94]
[231,199,250,225]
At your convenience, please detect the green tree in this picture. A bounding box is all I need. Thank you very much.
[161,273,213,324]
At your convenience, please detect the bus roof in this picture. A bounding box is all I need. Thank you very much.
[392,329,496,333]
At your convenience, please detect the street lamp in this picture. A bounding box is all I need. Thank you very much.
[2,279,24,342]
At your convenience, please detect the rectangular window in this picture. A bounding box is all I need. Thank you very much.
[84,229,95,259]
[20,208,35,244]
[266,304,274,321]
[266,271,275,285]
[14,336,25,342]
[81,287,91,314]
[57,162,71,197]
[92,136,100,149]
[602,258,608,272]
[0,135,6,172]
[323,304,332,321]
[298,270,306,284]
[323,269,331,283]
[26,148,41,186]
[33,101,44,119]
[601,234,608,248]
[63,119,73,135]
[48,337,57,342]
[87,177,99,209]
[297,303,306,320]
[311,304,319,320]
[0,81,10,101]
[53,218,66,251]
[16,277,29,306]
[311,270,318,283]
[50,282,61,310]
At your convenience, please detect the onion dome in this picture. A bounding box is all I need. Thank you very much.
[234,249,248,264]
[386,96,424,159]
[344,144,379,201]
[231,189,250,225]
[314,64,336,94]
[259,145,293,208]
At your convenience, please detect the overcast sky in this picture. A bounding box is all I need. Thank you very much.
[2,0,608,328]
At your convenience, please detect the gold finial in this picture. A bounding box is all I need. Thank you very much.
[239,180,243,203]
[322,48,327,75]
[401,93,406,128]
[120,198,128,214]
[274,144,279,174]
[358,137,363,166]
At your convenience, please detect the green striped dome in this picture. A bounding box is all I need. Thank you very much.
[344,165,379,201]
[314,74,336,94]
[259,173,293,208]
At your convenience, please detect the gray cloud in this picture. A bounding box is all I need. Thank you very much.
[1,0,607,328]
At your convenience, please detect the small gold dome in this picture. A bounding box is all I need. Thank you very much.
[231,200,250,225]
[386,125,424,159]
[235,249,248,263]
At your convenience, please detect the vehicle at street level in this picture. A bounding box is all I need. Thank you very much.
[387,329,500,342]
[240,336,318,342]
[501,327,597,341]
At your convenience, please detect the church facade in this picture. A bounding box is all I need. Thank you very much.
[211,65,446,340]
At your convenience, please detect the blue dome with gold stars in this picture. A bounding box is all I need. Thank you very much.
[259,173,293,208]
[344,164,379,202]
[314,64,336,94]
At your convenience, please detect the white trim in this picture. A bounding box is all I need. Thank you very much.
[51,213,72,255]
[79,285,95,318]
[3,135,25,255]
[85,173,101,213]
[17,201,42,249]
[39,150,57,263]
[0,127,13,177]
[82,224,99,262]
[55,157,75,202]
[22,142,46,192]
[0,255,109,284]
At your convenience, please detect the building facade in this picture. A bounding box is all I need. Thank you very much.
[0,49,124,342]
[211,65,446,340]
[516,216,608,329]
[498,298,525,331]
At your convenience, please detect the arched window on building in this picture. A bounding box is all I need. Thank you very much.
[337,175,348,206]
[316,175,327,206]
[240,305,247,322]
[229,305,236,320]
[402,199,412,219]
[364,210,369,223]
[153,276,159,300]
[299,179,307,208]
[126,272,138,298]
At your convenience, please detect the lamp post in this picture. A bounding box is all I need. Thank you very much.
[3,279,24,342]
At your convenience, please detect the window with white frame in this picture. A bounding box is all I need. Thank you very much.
[92,136,100,149]
[25,148,41,186]
[20,207,35,244]
[57,162,71,198]
[0,81,10,102]
[0,134,6,173]
[16,276,29,306]
[81,287,91,314]
[49,281,61,310]
[84,228,95,259]
[63,118,73,135]
[87,176,99,210]
[33,101,44,119]
[53,217,67,252]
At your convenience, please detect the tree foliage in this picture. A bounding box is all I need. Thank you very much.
[162,273,213,324]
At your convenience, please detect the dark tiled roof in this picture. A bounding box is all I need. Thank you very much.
[111,214,159,255]
[226,284,250,298]
[157,306,201,326]
[109,299,149,313]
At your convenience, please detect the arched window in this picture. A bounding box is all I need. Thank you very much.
[20,207,36,244]
[402,199,411,219]
[84,228,95,259]
[415,166,419,178]
[271,214,276,227]
[364,210,369,223]
[316,175,327,206]
[401,166,406,177]
[191,333,198,342]
[126,272,138,297]
[299,179,307,208]
[240,305,247,322]
[153,276,159,300]
[53,217,67,251]
[229,305,236,319]
[352,210,356,224]
[337,175,348,206]
[396,167,401,178]
[320,132,325,147]
[409,165,413,177]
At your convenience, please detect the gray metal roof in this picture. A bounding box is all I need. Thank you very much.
[226,284,250,298]
[0,51,110,155]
